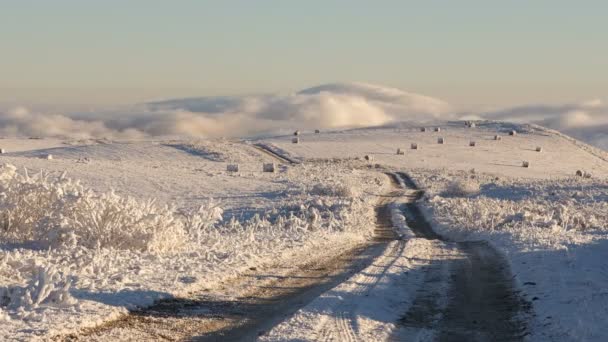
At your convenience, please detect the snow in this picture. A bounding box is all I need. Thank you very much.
[0,118,607,340]
[0,137,389,340]
[258,121,608,179]
[261,239,459,341]
[412,170,608,341]
[255,121,608,341]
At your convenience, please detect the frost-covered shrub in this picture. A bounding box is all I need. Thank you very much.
[0,164,196,253]
[442,178,480,197]
[420,171,608,235]
[182,201,224,245]
[0,265,76,310]
[310,183,357,198]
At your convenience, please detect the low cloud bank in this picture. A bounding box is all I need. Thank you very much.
[478,99,608,150]
[1,82,605,151]
[0,83,450,139]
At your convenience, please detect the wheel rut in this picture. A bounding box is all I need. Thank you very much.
[394,172,530,341]
[59,172,402,342]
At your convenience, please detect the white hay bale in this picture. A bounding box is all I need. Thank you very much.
[494,135,502,141]
[364,155,373,161]
[576,170,592,178]
[0,149,5,154]
[469,141,476,147]
[437,137,444,144]
[522,161,530,168]
[292,137,299,144]
[411,143,418,150]
[509,130,517,136]
[294,130,300,136]
[45,154,53,160]
[226,164,239,172]
[263,163,276,173]
[396,148,404,155]
[434,127,441,132]
[536,146,543,152]
[315,129,320,134]
[420,127,427,132]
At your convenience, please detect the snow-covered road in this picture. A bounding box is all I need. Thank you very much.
[262,172,529,341]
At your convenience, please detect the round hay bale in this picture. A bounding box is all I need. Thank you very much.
[263,163,276,173]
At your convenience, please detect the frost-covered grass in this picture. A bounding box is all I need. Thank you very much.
[441,177,481,197]
[412,169,608,341]
[0,164,188,253]
[0,158,386,340]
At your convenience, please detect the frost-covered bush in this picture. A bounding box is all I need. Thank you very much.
[0,164,198,253]
[442,178,480,197]
[310,182,358,198]
[417,170,608,235]
[0,265,76,310]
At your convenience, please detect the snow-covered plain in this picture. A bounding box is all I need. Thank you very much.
[0,119,607,341]
[259,121,608,341]
[0,137,389,340]
[414,171,608,341]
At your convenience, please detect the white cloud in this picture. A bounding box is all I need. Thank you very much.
[0,83,451,139]
[477,100,608,150]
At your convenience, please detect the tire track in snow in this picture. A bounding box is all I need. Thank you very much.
[251,143,299,165]
[317,240,406,342]
[67,171,400,342]
[394,172,531,341]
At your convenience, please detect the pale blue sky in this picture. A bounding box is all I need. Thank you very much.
[0,0,606,107]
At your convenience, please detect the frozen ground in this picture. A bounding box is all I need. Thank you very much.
[261,121,608,179]
[0,120,606,341]
[256,121,608,341]
[0,137,389,340]
[413,170,608,341]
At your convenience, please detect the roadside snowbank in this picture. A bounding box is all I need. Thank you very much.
[412,169,608,341]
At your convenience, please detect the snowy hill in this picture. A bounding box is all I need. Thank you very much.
[0,119,606,340]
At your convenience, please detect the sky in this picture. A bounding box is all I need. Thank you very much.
[0,0,606,108]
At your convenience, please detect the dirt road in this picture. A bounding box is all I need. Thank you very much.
[59,170,530,341]
[395,173,530,341]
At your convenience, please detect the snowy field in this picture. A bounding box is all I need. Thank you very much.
[414,170,608,341]
[259,121,608,341]
[0,120,607,340]
[0,137,389,340]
